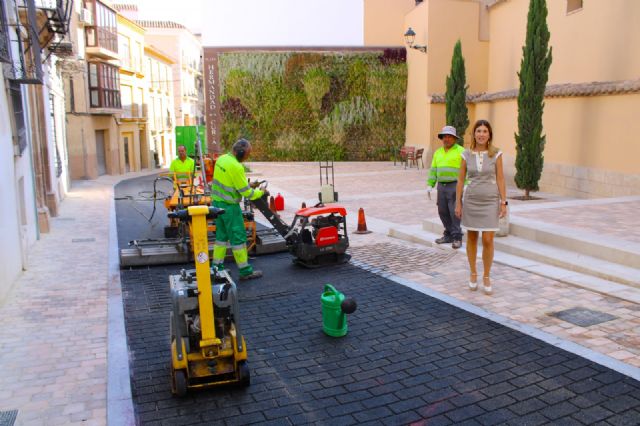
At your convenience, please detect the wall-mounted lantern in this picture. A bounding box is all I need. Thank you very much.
[404,27,427,53]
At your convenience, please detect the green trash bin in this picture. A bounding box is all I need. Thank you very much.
[321,284,357,337]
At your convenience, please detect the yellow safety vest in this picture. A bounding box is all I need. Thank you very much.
[169,157,195,180]
[211,153,263,204]
[427,144,464,187]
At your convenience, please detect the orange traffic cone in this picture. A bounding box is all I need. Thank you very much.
[269,196,276,213]
[354,207,372,234]
[301,201,307,209]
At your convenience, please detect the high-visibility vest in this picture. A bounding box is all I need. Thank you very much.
[427,144,464,187]
[211,153,263,204]
[169,157,195,180]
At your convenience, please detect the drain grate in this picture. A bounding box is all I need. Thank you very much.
[550,307,617,327]
[71,237,96,243]
[0,410,18,426]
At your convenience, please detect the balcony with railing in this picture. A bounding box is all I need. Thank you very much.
[88,61,122,111]
[0,1,11,63]
[34,0,72,45]
[84,0,118,60]
[1,0,73,83]
[3,0,44,83]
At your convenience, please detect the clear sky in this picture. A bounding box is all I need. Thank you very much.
[136,0,364,46]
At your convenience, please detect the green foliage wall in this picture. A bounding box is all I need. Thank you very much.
[218,50,407,161]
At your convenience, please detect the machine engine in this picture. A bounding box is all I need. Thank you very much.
[170,268,240,353]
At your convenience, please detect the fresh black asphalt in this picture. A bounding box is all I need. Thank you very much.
[116,174,640,425]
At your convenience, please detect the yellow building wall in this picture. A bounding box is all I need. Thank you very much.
[477,0,640,196]
[426,0,489,95]
[67,115,120,179]
[488,0,640,91]
[118,15,147,173]
[543,95,640,174]
[474,92,640,197]
[405,0,489,153]
[363,0,416,46]
[404,3,430,151]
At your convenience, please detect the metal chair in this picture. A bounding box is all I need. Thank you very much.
[411,148,424,169]
[399,146,415,169]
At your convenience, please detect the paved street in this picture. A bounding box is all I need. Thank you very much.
[114,169,640,425]
[120,253,640,425]
[1,162,639,425]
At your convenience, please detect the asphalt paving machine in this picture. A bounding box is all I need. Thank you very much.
[118,134,286,268]
[169,205,250,396]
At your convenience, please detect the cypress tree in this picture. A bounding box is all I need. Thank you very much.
[445,40,469,146]
[514,0,552,198]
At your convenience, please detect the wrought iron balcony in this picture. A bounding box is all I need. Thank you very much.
[1,1,11,63]
[2,0,72,83]
[4,0,44,83]
[34,0,72,39]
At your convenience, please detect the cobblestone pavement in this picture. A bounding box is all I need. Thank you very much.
[2,162,639,425]
[0,179,116,426]
[249,162,640,369]
[120,254,640,425]
[115,168,640,425]
[351,240,640,369]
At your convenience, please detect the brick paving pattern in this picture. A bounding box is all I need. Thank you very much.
[3,162,638,425]
[119,253,640,425]
[348,242,456,274]
[350,241,640,369]
[114,174,640,424]
[252,162,640,368]
[0,181,112,426]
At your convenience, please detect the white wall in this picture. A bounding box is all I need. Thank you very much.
[43,63,69,202]
[0,79,37,302]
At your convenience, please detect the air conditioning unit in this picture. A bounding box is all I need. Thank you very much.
[79,8,93,26]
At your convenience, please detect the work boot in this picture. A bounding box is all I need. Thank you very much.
[239,270,263,281]
[435,236,452,244]
[452,240,462,249]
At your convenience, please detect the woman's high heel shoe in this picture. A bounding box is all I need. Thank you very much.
[483,276,493,295]
[468,273,478,291]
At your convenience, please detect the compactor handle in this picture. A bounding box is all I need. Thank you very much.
[206,207,226,219]
[167,209,189,220]
[168,206,226,221]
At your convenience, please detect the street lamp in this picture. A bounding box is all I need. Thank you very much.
[404,27,427,53]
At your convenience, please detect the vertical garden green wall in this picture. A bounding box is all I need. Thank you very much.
[218,49,407,161]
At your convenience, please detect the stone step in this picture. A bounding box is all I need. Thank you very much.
[422,216,640,274]
[388,225,640,304]
[508,216,640,270]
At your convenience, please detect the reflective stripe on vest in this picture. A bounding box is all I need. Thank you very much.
[427,144,464,187]
[211,153,263,203]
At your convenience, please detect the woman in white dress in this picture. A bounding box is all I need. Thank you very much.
[454,120,507,295]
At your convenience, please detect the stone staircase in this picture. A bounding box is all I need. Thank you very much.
[388,215,640,304]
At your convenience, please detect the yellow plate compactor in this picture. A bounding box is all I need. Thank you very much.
[168,205,250,396]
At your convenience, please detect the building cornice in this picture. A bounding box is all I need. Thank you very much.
[117,14,146,34]
[430,79,640,103]
[144,44,177,64]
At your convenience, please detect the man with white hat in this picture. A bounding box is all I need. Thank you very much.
[427,125,465,249]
